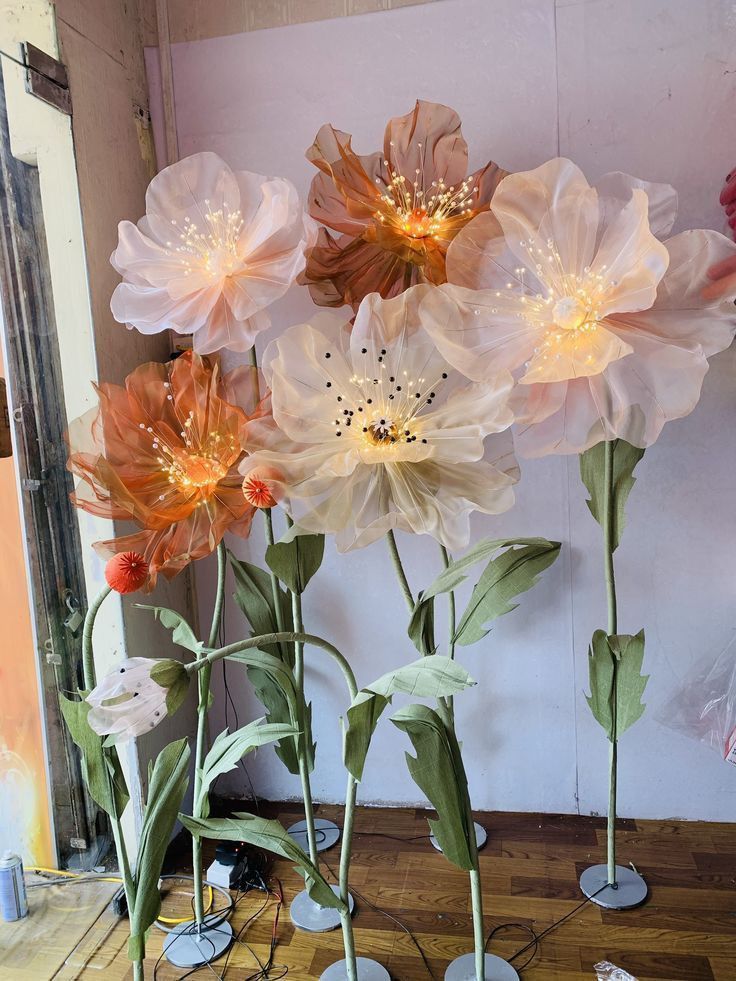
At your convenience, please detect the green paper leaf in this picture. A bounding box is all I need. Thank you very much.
[180,812,345,912]
[586,629,649,741]
[129,738,190,959]
[196,719,298,817]
[228,552,294,665]
[59,693,129,817]
[580,439,645,551]
[409,538,560,654]
[454,540,561,646]
[391,704,474,871]
[265,534,325,595]
[407,594,436,656]
[150,658,191,717]
[134,605,204,655]
[343,656,475,781]
[246,666,303,774]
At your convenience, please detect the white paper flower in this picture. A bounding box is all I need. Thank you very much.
[86,657,188,740]
[240,286,518,551]
[110,152,311,354]
[429,158,736,456]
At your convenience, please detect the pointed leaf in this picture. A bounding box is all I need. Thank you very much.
[407,594,436,656]
[180,812,345,911]
[580,439,645,551]
[129,738,190,959]
[455,540,561,646]
[586,629,648,741]
[266,534,325,595]
[134,605,204,655]
[342,657,475,781]
[391,704,474,871]
[196,719,298,816]
[228,552,294,665]
[59,693,129,817]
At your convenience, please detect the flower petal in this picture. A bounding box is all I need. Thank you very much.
[594,171,678,238]
[383,100,468,190]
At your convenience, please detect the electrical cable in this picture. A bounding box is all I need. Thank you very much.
[153,875,233,932]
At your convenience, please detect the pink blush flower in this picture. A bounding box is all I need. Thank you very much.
[111,152,310,355]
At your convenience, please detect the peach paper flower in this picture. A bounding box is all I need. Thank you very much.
[111,152,310,354]
[299,101,507,311]
[68,351,269,586]
[425,158,736,456]
[240,286,518,552]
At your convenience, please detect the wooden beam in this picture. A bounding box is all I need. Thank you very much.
[155,0,179,165]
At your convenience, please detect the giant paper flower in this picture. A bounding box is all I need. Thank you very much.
[298,101,507,311]
[425,158,736,456]
[240,286,518,552]
[111,152,310,354]
[68,351,268,585]
[87,657,189,740]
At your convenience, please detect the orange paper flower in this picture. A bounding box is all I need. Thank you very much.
[68,351,268,586]
[105,552,149,593]
[299,100,507,310]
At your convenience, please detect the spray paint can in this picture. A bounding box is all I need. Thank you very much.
[0,851,28,921]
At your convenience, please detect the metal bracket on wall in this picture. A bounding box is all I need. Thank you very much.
[22,42,71,116]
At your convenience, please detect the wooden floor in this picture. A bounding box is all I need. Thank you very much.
[13,803,736,980]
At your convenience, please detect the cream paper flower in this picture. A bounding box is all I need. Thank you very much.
[87,657,188,740]
[111,152,311,354]
[426,158,736,456]
[240,286,518,552]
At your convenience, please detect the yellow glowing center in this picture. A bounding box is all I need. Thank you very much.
[367,418,399,445]
[166,201,244,279]
[401,209,434,239]
[175,453,228,489]
[552,296,591,331]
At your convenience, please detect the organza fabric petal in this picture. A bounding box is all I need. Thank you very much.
[241,286,517,551]
[438,158,736,455]
[111,152,310,353]
[87,658,168,740]
[68,351,267,584]
[299,101,508,310]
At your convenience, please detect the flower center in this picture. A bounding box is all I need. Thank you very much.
[552,295,590,331]
[373,141,479,241]
[175,453,228,489]
[367,418,399,444]
[166,201,244,279]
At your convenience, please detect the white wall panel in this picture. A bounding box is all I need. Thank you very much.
[146,0,736,819]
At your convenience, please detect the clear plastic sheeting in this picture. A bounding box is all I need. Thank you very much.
[656,634,736,762]
[594,962,639,981]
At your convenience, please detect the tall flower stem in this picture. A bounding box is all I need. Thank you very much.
[602,439,618,886]
[439,544,457,723]
[188,631,360,979]
[81,588,140,976]
[192,541,227,927]
[387,535,484,981]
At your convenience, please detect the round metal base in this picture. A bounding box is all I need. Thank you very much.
[320,957,391,980]
[445,953,519,981]
[288,817,341,853]
[163,916,234,968]
[579,864,648,909]
[431,821,487,853]
[290,886,355,932]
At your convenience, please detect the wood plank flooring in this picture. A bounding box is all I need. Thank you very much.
[50,805,736,979]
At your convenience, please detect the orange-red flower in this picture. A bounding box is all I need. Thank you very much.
[105,552,149,593]
[68,351,269,587]
[242,469,278,509]
[299,100,507,311]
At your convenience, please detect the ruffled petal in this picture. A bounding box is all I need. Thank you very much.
[521,321,633,384]
[594,171,678,238]
[383,100,468,189]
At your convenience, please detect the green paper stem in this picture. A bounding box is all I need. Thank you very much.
[439,545,457,723]
[386,530,414,609]
[81,586,139,967]
[602,439,618,885]
[338,769,359,981]
[286,519,320,868]
[192,541,227,926]
[82,585,111,690]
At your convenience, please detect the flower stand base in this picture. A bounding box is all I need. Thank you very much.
[288,817,341,852]
[320,957,391,980]
[579,864,648,909]
[162,916,234,968]
[445,953,519,980]
[290,886,355,932]
[431,821,487,853]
